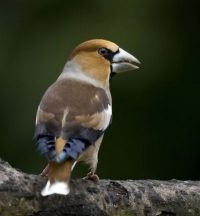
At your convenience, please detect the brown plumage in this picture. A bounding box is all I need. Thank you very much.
[34,39,140,196]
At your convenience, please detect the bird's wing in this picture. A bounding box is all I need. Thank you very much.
[34,78,112,162]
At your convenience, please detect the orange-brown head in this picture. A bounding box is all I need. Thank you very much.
[61,39,140,88]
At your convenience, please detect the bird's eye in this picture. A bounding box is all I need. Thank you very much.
[98,48,109,57]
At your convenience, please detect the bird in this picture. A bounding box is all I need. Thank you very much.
[34,39,140,196]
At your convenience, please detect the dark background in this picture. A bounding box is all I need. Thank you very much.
[0,0,199,180]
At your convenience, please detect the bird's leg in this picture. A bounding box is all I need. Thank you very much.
[83,171,99,183]
[82,138,102,183]
[40,164,50,176]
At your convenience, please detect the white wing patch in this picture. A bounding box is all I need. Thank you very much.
[75,104,112,130]
[100,104,112,130]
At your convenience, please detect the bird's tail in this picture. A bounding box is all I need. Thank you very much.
[41,137,74,196]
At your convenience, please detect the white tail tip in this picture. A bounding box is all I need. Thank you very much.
[41,180,70,196]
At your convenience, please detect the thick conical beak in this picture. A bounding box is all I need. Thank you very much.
[112,48,140,73]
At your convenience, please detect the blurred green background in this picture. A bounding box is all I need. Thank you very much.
[0,0,199,180]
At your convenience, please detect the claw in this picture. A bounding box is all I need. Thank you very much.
[83,172,99,183]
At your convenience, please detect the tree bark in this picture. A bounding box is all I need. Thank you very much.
[0,158,200,216]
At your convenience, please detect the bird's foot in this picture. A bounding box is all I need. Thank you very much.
[40,164,49,177]
[83,172,99,183]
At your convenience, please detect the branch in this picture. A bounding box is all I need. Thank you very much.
[0,158,200,216]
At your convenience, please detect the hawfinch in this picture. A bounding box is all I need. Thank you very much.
[34,39,140,196]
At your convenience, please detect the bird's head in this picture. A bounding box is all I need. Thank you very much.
[62,39,140,88]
